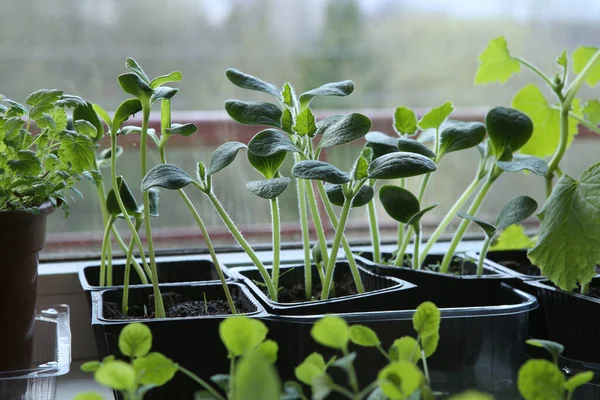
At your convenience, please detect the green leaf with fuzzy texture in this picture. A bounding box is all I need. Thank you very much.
[119,322,152,357]
[281,108,294,135]
[528,163,600,291]
[142,164,193,191]
[418,101,454,130]
[378,361,422,400]
[318,113,371,149]
[58,133,95,173]
[486,106,534,161]
[572,46,600,87]
[74,120,98,139]
[457,212,496,238]
[125,58,151,84]
[281,82,295,108]
[246,178,290,199]
[518,359,564,400]
[292,161,350,184]
[133,352,177,387]
[413,302,440,338]
[439,120,486,156]
[247,151,286,180]
[496,154,548,176]
[248,129,298,157]
[511,84,580,158]
[389,337,421,363]
[368,152,437,180]
[219,317,268,357]
[496,195,538,231]
[349,325,380,347]
[165,123,197,137]
[26,89,63,119]
[112,99,142,133]
[583,100,600,125]
[7,150,42,176]
[394,106,418,135]
[379,185,420,224]
[311,316,349,350]
[150,71,183,89]
[295,353,326,385]
[106,176,139,215]
[118,73,153,100]
[325,183,373,208]
[74,102,104,141]
[225,100,282,127]
[397,138,435,158]
[225,68,281,98]
[474,36,521,84]
[95,360,136,391]
[366,131,400,159]
[299,80,354,109]
[207,141,247,175]
[150,86,179,105]
[293,107,317,137]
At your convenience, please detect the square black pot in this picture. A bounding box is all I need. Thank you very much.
[91,282,265,400]
[469,249,542,280]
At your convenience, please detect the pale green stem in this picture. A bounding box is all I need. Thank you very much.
[412,227,421,270]
[357,382,379,400]
[270,198,281,290]
[112,226,149,284]
[296,178,313,300]
[305,179,330,268]
[121,219,141,315]
[581,282,590,295]
[342,347,359,394]
[564,49,600,106]
[545,106,570,198]
[514,56,557,89]
[421,348,431,385]
[99,216,115,287]
[316,181,365,293]
[440,176,496,273]
[569,112,600,135]
[177,365,226,400]
[366,180,381,264]
[419,174,483,262]
[139,104,165,318]
[92,158,115,287]
[478,236,492,277]
[205,189,277,300]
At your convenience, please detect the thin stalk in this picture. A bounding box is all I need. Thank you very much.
[569,111,600,135]
[477,236,492,277]
[305,179,330,268]
[357,382,378,400]
[111,226,149,284]
[329,384,355,399]
[581,282,590,295]
[440,176,496,273]
[514,57,557,90]
[376,345,390,361]
[121,219,141,315]
[412,227,421,270]
[564,49,600,106]
[205,189,277,300]
[177,365,226,400]
[270,198,281,290]
[366,183,381,264]
[545,106,570,198]
[159,149,236,314]
[139,104,165,318]
[296,178,312,300]
[321,184,361,300]
[316,181,365,293]
[419,174,483,262]
[421,348,431,385]
[342,348,359,394]
[93,159,115,287]
[229,357,236,399]
[99,216,115,287]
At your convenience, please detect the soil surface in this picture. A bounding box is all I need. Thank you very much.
[104,291,246,320]
[404,258,495,276]
[497,260,541,276]
[586,286,600,299]
[259,270,359,303]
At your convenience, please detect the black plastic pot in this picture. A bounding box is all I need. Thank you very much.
[560,356,600,399]
[527,278,600,364]
[0,202,54,373]
[92,282,266,400]
[265,282,537,397]
[472,249,542,279]
[231,261,416,316]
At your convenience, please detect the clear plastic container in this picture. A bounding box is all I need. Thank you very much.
[0,305,71,400]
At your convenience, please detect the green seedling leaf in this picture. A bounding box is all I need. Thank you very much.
[315,115,343,135]
[207,141,247,175]
[247,151,287,180]
[225,68,281,98]
[299,80,354,109]
[73,393,104,400]
[95,360,136,391]
[246,178,290,199]
[295,353,327,385]
[112,98,143,133]
[418,101,454,130]
[26,89,63,119]
[572,46,600,87]
[233,350,281,400]
[133,352,177,387]
[394,106,418,135]
[150,86,179,105]
[474,36,521,84]
[557,50,568,68]
[102,356,116,364]
[58,132,95,173]
[413,302,440,338]
[247,129,298,157]
[406,204,438,231]
[292,160,350,184]
[365,388,387,400]
[448,390,495,400]
[528,163,600,291]
[565,371,594,392]
[281,381,304,400]
[281,82,295,108]
[7,150,42,176]
[219,317,268,357]
[331,352,357,374]
[421,330,440,358]
[491,224,535,251]
[73,101,104,141]
[496,154,548,176]
[119,322,152,358]
[81,361,101,373]
[378,361,423,400]
[92,104,112,128]
[150,71,183,89]
[353,154,369,181]
[75,120,98,139]
[457,212,496,238]
[438,120,486,156]
[293,107,317,137]
[165,123,198,137]
[281,108,294,135]
[148,188,160,217]
[512,84,580,158]
[518,359,564,400]
[210,374,230,391]
[224,100,282,128]
[389,337,421,363]
[368,152,437,180]
[318,113,372,149]
[366,131,400,159]
[496,196,538,231]
[397,138,436,158]
[583,100,600,125]
[349,325,380,347]
[125,58,151,84]
[526,339,564,361]
[379,185,420,224]
[106,176,140,216]
[312,374,333,400]
[325,183,373,207]
[311,315,349,350]
[56,94,86,108]
[3,99,28,118]
[485,106,533,161]
[141,164,193,191]
[118,73,153,100]
[257,340,278,364]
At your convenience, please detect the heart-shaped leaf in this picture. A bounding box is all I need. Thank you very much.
[165,123,198,137]
[112,98,143,133]
[517,359,565,400]
[141,164,193,191]
[486,106,533,161]
[219,317,268,357]
[225,68,281,98]
[311,316,349,350]
[394,106,418,135]
[247,129,299,157]
[325,183,373,208]
[379,185,420,224]
[246,178,290,199]
[150,86,179,105]
[247,151,287,180]
[150,71,183,89]
[318,113,371,149]
[106,176,140,216]
[496,195,538,231]
[224,100,282,128]
[299,80,354,109]
[207,141,247,176]
[295,353,327,386]
[73,101,104,142]
[118,322,152,357]
[292,160,350,184]
[118,73,153,100]
[368,152,437,180]
[397,138,436,158]
[457,212,496,238]
[439,120,486,156]
[496,154,548,176]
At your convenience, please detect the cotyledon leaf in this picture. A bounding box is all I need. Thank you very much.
[367,152,437,180]
[246,178,291,199]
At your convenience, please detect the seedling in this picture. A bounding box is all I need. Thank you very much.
[457,195,538,276]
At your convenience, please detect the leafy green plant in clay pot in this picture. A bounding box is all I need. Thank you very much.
[0,90,96,373]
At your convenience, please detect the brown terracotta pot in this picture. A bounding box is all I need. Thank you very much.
[0,202,54,372]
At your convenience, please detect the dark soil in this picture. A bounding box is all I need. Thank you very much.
[497,260,541,276]
[586,286,600,299]
[103,291,246,320]
[404,258,495,276]
[259,270,358,303]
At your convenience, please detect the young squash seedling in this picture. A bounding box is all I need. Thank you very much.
[457,195,538,276]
